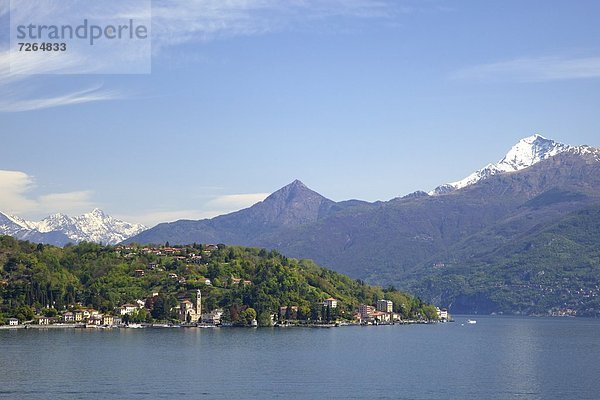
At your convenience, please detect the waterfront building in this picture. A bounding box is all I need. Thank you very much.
[323,298,338,309]
[116,304,138,315]
[358,304,374,320]
[179,289,201,323]
[102,315,114,326]
[201,309,223,325]
[63,312,75,322]
[377,300,393,313]
[437,308,449,321]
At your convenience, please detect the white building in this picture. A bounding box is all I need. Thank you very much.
[323,298,338,309]
[437,307,449,321]
[8,318,19,326]
[63,312,75,322]
[377,300,393,313]
[116,304,138,316]
[201,309,223,325]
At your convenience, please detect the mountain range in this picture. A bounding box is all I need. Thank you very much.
[125,134,600,315]
[0,209,146,245]
[2,134,598,315]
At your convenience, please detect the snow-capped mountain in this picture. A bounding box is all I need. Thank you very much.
[0,209,146,245]
[430,134,574,195]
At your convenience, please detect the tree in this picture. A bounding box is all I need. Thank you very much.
[239,307,257,325]
[15,305,34,322]
[43,308,58,317]
[257,311,272,327]
[151,296,166,320]
[420,304,439,321]
[285,305,292,320]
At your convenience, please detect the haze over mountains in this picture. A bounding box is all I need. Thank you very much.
[125,134,600,315]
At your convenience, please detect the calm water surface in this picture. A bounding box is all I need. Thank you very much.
[1,316,599,399]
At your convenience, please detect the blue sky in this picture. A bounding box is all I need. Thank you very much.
[1,0,600,227]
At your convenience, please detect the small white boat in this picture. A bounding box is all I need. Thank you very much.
[467,319,477,324]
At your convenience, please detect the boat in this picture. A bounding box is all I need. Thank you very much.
[467,319,477,324]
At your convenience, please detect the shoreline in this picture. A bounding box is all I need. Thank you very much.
[0,320,442,330]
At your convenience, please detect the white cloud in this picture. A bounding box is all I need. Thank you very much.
[205,192,269,210]
[117,192,269,227]
[0,169,96,217]
[0,170,38,214]
[452,56,600,82]
[0,168,268,225]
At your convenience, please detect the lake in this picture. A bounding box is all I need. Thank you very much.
[1,316,599,399]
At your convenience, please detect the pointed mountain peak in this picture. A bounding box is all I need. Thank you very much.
[430,133,572,195]
[521,133,547,142]
[281,179,308,190]
[87,208,107,217]
[236,180,335,227]
[266,180,324,201]
[499,134,570,171]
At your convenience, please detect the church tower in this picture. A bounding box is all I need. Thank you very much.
[196,289,201,317]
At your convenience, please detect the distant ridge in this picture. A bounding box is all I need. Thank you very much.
[0,209,146,245]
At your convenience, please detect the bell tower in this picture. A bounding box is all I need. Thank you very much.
[196,289,202,317]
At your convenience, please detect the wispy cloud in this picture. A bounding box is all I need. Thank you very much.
[0,43,122,112]
[205,192,269,210]
[452,56,600,82]
[150,0,401,49]
[0,166,268,225]
[0,85,120,112]
[0,0,142,112]
[0,0,406,112]
[118,192,269,226]
[0,169,96,216]
[116,209,217,227]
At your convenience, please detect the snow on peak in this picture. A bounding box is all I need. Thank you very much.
[87,208,106,217]
[496,134,570,172]
[430,134,572,195]
[0,209,146,245]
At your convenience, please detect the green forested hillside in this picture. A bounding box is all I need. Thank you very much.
[410,207,600,316]
[0,236,436,325]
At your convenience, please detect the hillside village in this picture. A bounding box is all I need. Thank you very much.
[0,238,443,328]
